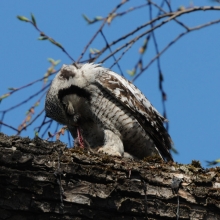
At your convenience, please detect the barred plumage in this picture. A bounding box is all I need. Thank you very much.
[45,63,173,161]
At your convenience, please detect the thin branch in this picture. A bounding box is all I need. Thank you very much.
[188,17,220,31]
[42,120,53,138]
[110,42,134,69]
[100,30,124,76]
[84,3,150,24]
[146,0,189,30]
[0,83,51,113]
[94,6,220,62]
[16,88,48,135]
[0,121,19,132]
[132,18,220,82]
[34,117,51,133]
[149,3,168,126]
[28,21,75,62]
[0,112,5,131]
[17,108,45,135]
[77,0,129,63]
[46,123,65,141]
[0,72,56,108]
[164,0,173,12]
[113,3,149,17]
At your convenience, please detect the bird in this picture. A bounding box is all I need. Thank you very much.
[45,63,174,161]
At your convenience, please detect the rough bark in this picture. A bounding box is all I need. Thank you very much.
[0,132,220,220]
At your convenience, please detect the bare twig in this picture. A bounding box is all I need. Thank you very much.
[17,108,45,135]
[147,0,189,30]
[94,6,220,62]
[0,121,19,132]
[132,18,220,82]
[77,0,129,63]
[28,20,75,62]
[42,120,53,138]
[110,42,134,69]
[100,30,124,76]
[149,2,168,126]
[0,83,50,113]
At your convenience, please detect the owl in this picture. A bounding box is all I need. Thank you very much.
[45,63,173,161]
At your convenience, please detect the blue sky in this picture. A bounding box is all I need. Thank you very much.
[0,1,219,167]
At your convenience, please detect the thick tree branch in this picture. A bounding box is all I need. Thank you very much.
[0,133,220,219]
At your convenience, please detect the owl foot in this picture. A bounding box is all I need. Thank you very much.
[98,147,122,157]
[97,129,124,157]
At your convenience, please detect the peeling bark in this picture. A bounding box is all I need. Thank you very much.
[0,132,220,220]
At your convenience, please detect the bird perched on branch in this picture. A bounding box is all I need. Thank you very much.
[45,63,173,161]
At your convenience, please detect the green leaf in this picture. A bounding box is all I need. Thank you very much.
[38,36,48,40]
[90,48,95,54]
[44,72,49,77]
[95,16,103,21]
[55,42,63,48]
[139,39,148,54]
[34,101,40,107]
[48,58,55,64]
[17,16,30,22]
[94,48,100,53]
[0,93,10,103]
[7,87,17,91]
[126,68,136,76]
[35,130,38,136]
[82,14,91,24]
[54,60,61,65]
[206,159,220,166]
[31,13,36,25]
[0,93,10,99]
[48,38,55,44]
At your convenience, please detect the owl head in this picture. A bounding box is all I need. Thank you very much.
[45,63,100,124]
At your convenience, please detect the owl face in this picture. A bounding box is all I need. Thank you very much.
[45,65,77,124]
[45,64,93,125]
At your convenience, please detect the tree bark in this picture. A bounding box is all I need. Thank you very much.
[0,132,220,220]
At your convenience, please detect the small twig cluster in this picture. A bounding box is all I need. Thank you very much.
[0,58,60,136]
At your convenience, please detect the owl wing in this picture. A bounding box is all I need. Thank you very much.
[94,69,173,161]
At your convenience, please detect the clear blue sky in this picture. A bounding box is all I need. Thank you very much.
[0,1,219,167]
